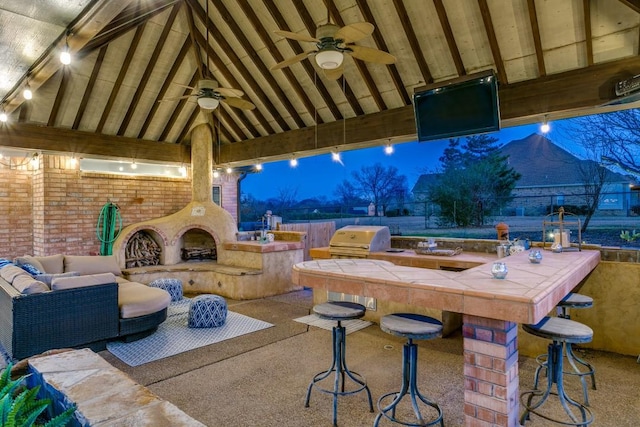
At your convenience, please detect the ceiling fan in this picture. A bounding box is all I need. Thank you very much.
[271,18,396,80]
[160,79,255,111]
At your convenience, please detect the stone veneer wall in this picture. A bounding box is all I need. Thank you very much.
[0,153,240,259]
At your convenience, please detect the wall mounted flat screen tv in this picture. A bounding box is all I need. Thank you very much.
[413,70,500,142]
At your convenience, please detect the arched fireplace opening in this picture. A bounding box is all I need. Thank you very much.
[125,230,162,268]
[180,228,217,261]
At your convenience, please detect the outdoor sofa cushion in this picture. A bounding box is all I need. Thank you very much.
[15,254,65,274]
[0,265,48,294]
[34,271,79,287]
[63,255,121,276]
[118,282,171,319]
[51,272,117,291]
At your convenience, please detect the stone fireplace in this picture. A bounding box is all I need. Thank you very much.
[111,123,305,300]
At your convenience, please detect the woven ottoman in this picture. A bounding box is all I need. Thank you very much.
[188,294,227,328]
[149,278,183,302]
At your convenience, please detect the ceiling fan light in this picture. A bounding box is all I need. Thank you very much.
[198,97,220,110]
[316,49,343,70]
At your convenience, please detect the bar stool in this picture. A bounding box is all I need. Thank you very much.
[374,313,444,427]
[556,293,597,404]
[304,301,373,426]
[520,316,594,426]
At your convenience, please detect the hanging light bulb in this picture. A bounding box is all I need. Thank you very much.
[226,167,233,174]
[0,109,7,123]
[255,163,263,171]
[23,82,32,100]
[178,165,187,176]
[540,115,550,134]
[289,158,298,167]
[69,155,77,166]
[331,151,341,162]
[384,144,394,155]
[130,161,137,169]
[213,170,220,178]
[30,153,39,168]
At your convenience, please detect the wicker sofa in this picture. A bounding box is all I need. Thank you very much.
[0,254,171,361]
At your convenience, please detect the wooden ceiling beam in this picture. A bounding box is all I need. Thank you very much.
[210,0,305,129]
[96,23,146,133]
[159,71,198,141]
[267,0,342,121]
[433,0,465,76]
[237,0,319,126]
[188,0,278,135]
[392,0,433,85]
[527,0,546,77]
[618,0,640,13]
[188,0,290,133]
[118,3,182,136]
[138,36,192,139]
[583,0,594,66]
[218,56,640,165]
[324,0,383,113]
[2,0,135,113]
[47,69,70,127]
[0,122,189,163]
[478,0,507,84]
[355,0,411,105]
[73,46,108,130]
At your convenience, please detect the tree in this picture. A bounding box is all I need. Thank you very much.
[428,135,521,226]
[350,163,408,215]
[565,110,640,177]
[334,180,363,208]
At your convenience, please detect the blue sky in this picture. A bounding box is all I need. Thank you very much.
[242,122,559,201]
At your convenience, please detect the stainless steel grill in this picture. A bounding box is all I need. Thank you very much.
[328,225,391,258]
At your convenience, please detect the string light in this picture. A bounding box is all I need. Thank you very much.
[0,109,7,123]
[23,81,32,100]
[60,32,71,65]
[384,144,394,155]
[226,167,233,174]
[213,170,220,178]
[289,158,298,167]
[69,155,77,166]
[331,151,341,162]
[130,161,137,169]
[255,163,263,171]
[540,115,550,134]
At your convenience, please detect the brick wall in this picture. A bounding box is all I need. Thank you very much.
[0,154,240,259]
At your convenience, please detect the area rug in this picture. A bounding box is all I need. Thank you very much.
[294,314,372,335]
[107,299,273,366]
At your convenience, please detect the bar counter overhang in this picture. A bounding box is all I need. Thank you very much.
[291,249,601,426]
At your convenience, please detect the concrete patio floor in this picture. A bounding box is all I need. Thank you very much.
[94,289,640,426]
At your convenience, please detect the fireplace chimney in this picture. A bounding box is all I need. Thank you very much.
[191,123,214,203]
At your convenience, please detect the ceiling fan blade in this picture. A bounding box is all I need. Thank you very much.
[274,30,319,43]
[323,66,344,81]
[216,87,244,98]
[158,95,193,102]
[271,51,314,70]
[172,83,196,90]
[348,45,396,64]
[335,22,374,44]
[222,97,256,110]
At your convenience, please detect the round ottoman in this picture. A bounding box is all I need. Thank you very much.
[188,294,227,328]
[149,278,183,302]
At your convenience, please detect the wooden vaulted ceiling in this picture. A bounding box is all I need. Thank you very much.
[1,0,640,167]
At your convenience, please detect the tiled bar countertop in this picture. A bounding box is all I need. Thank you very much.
[292,249,601,426]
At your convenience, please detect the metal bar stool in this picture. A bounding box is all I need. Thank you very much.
[521,316,594,426]
[534,293,597,406]
[374,313,444,427]
[304,301,373,426]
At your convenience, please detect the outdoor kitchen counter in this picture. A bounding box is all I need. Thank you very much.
[309,246,496,270]
[292,249,601,426]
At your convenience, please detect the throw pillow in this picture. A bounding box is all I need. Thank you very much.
[0,258,13,269]
[11,275,48,294]
[34,271,79,287]
[19,263,42,276]
[0,264,29,284]
[32,254,64,274]
[14,256,46,273]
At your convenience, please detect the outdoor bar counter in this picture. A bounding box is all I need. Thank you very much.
[292,249,601,426]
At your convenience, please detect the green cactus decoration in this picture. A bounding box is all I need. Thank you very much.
[0,363,76,427]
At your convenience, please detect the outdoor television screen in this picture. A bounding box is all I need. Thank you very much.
[413,70,500,142]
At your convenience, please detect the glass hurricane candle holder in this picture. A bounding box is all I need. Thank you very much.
[528,250,543,264]
[491,262,508,279]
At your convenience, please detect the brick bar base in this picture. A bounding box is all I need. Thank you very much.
[463,315,519,427]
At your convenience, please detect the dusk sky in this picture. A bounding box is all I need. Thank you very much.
[241,122,563,201]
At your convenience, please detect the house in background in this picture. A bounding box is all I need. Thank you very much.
[411,133,638,217]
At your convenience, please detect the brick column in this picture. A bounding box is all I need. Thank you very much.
[462,315,519,427]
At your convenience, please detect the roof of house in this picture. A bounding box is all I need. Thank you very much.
[411,133,632,193]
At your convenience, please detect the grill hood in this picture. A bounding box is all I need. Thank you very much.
[329,225,391,258]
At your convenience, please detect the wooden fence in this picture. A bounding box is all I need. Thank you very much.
[278,222,336,260]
